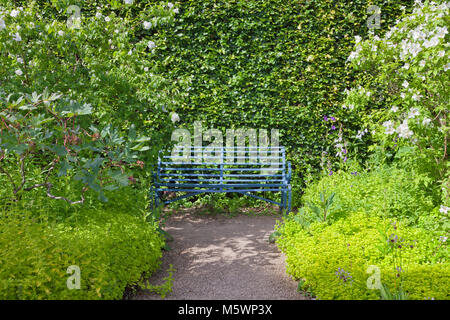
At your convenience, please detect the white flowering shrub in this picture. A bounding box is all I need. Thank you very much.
[344,1,449,204]
[0,2,181,133]
[0,1,182,204]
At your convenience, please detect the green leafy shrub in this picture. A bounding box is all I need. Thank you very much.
[276,211,449,300]
[0,90,151,204]
[0,206,164,299]
[298,166,437,228]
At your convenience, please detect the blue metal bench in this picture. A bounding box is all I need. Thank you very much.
[150,146,292,212]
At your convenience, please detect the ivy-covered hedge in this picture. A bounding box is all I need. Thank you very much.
[154,0,413,176]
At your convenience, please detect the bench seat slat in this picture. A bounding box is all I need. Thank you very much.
[164,156,282,159]
[161,162,284,166]
[159,188,285,193]
[160,179,284,183]
[161,167,284,172]
[157,183,286,188]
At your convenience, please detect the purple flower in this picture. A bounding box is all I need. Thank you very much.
[330,116,336,121]
[388,234,399,243]
[324,116,329,122]
[331,125,336,130]
[335,268,353,284]
[351,171,358,175]
[343,156,348,163]
[329,170,333,176]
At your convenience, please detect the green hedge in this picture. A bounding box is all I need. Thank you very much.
[154,0,413,176]
[0,209,164,299]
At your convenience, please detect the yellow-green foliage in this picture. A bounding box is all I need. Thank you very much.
[0,210,164,300]
[300,167,436,225]
[277,212,449,300]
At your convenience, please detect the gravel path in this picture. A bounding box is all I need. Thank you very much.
[132,210,307,300]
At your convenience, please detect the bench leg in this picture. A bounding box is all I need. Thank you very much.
[149,186,162,211]
[155,190,161,209]
[287,185,292,213]
[280,190,286,212]
[149,186,155,211]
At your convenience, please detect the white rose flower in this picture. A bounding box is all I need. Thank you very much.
[171,112,180,123]
[10,10,19,18]
[124,0,134,4]
[412,93,422,101]
[408,42,422,57]
[383,121,395,135]
[407,108,420,118]
[15,69,23,76]
[391,106,399,112]
[174,8,179,14]
[347,50,360,61]
[422,118,431,126]
[105,16,111,22]
[17,57,23,63]
[423,36,439,48]
[96,12,102,19]
[168,2,174,9]
[58,30,64,36]
[143,21,152,29]
[402,80,409,88]
[12,32,21,42]
[397,120,413,138]
[436,26,448,38]
[439,205,449,214]
[0,17,5,30]
[148,40,156,49]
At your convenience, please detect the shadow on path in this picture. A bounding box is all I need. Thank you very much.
[132,210,307,300]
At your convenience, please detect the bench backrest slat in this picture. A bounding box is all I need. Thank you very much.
[157,146,287,187]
